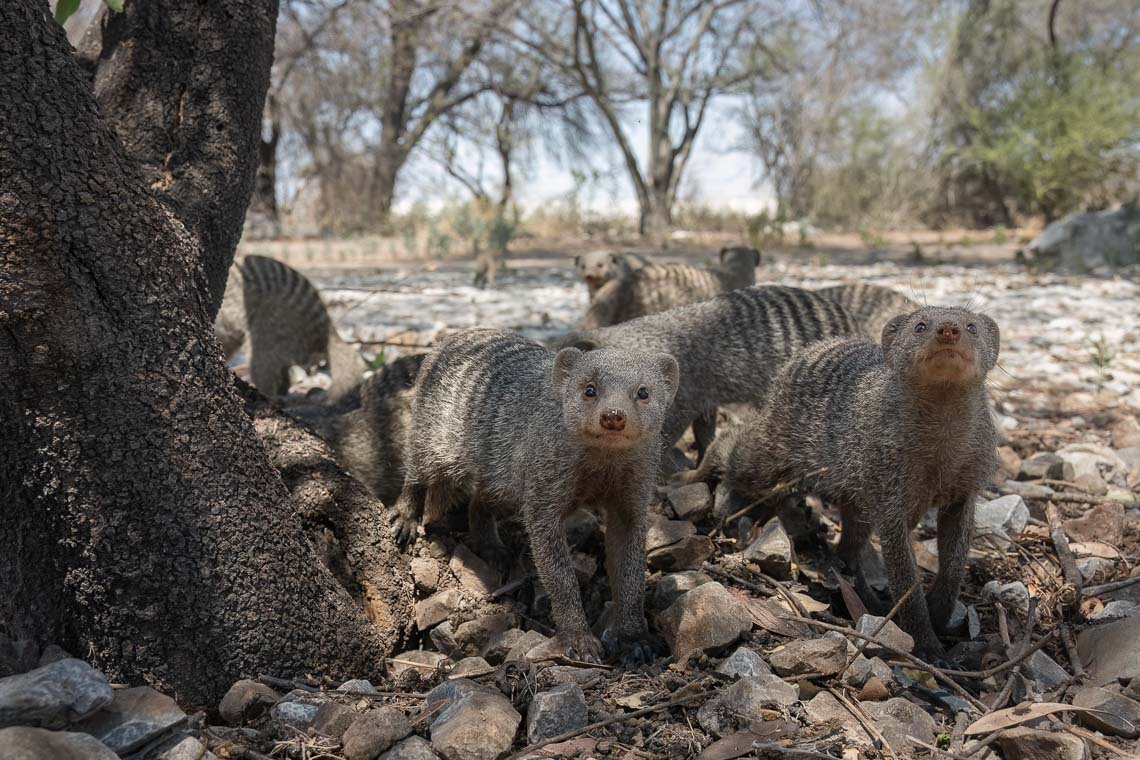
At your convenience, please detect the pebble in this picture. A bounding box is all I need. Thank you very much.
[219,679,280,726]
[73,686,187,754]
[769,637,848,677]
[652,570,712,610]
[862,697,938,755]
[411,557,442,593]
[859,676,890,701]
[982,580,1030,614]
[697,674,797,736]
[974,494,1029,536]
[450,657,493,678]
[0,658,113,729]
[155,735,220,760]
[482,629,526,664]
[389,650,447,678]
[854,615,915,656]
[742,518,794,579]
[430,691,521,760]
[843,656,895,690]
[343,706,413,760]
[1072,686,1140,738]
[647,534,716,571]
[716,646,772,678]
[526,683,588,744]
[0,726,119,759]
[504,631,551,663]
[450,544,499,597]
[998,727,1089,760]
[657,582,753,661]
[379,735,441,760]
[414,589,463,631]
[453,613,516,658]
[270,700,320,729]
[429,622,457,655]
[665,481,712,521]
[312,701,358,739]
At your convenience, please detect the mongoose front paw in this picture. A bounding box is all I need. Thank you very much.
[600,627,660,669]
[558,631,605,664]
[384,508,418,548]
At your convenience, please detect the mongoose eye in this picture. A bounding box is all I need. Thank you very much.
[914,322,927,334]
[637,386,649,400]
[584,384,597,398]
[966,323,977,334]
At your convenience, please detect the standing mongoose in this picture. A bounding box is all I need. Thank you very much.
[580,246,761,329]
[556,286,863,476]
[816,282,918,338]
[573,250,650,301]
[706,307,1000,655]
[214,255,365,400]
[335,353,426,506]
[388,328,679,664]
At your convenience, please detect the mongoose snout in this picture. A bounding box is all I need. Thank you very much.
[600,409,626,431]
[936,321,962,343]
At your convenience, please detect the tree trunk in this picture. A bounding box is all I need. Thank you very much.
[0,0,403,706]
[246,100,283,240]
[372,1,418,230]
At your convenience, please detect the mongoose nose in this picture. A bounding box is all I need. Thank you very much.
[600,409,626,431]
[936,322,961,344]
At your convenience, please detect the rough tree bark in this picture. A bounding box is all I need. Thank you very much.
[0,0,408,706]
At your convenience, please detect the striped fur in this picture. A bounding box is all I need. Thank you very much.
[389,328,679,664]
[560,285,864,470]
[213,255,364,399]
[580,247,760,329]
[715,307,1000,655]
[816,283,918,339]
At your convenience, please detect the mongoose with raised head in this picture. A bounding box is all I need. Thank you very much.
[388,328,679,664]
[574,250,649,301]
[709,307,999,655]
[816,282,918,337]
[557,286,863,475]
[580,246,761,330]
[214,255,365,400]
[335,353,426,505]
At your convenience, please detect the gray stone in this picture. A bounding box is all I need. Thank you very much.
[541,667,604,689]
[863,697,938,755]
[697,674,798,737]
[339,679,378,695]
[380,736,441,760]
[0,726,119,759]
[343,706,413,760]
[0,658,113,730]
[803,691,868,746]
[390,650,448,678]
[998,727,1089,760]
[1078,608,1140,686]
[313,701,359,739]
[843,656,895,690]
[430,690,521,760]
[1113,417,1140,449]
[482,629,526,664]
[658,582,753,661]
[666,482,712,521]
[974,495,1029,536]
[742,518,794,579]
[716,647,772,678]
[504,631,550,663]
[423,679,497,715]
[450,544,499,597]
[411,557,442,593]
[1072,686,1140,738]
[270,700,320,729]
[1019,452,1073,481]
[854,615,915,656]
[1021,650,1070,691]
[1090,600,1140,622]
[652,571,712,610]
[429,622,458,655]
[1078,557,1115,585]
[450,657,493,678]
[219,679,280,726]
[415,590,463,631]
[645,515,696,551]
[156,735,221,760]
[769,637,847,677]
[982,580,1030,614]
[647,534,715,571]
[1026,206,1140,272]
[36,645,71,669]
[453,613,516,658]
[1065,502,1125,544]
[526,683,588,744]
[73,686,187,754]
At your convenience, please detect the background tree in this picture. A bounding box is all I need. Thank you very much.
[1,0,411,705]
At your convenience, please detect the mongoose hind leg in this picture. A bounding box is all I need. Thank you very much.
[927,497,974,633]
[599,496,656,667]
[522,492,602,663]
[466,489,511,570]
[691,412,717,463]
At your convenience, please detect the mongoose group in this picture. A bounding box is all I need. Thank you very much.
[216,247,999,661]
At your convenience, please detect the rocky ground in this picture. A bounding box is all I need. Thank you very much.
[4,253,1139,759]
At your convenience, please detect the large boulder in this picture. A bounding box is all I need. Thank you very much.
[1025,206,1140,273]
[0,658,112,729]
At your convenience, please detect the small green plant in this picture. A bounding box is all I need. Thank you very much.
[909,241,926,263]
[1090,335,1115,382]
[858,227,887,249]
[366,349,387,371]
[936,733,952,750]
[992,226,1008,244]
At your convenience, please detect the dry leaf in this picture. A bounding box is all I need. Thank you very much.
[1081,597,1104,618]
[834,572,868,624]
[965,701,1129,735]
[696,724,793,760]
[733,593,809,637]
[1070,541,1121,559]
[616,690,654,709]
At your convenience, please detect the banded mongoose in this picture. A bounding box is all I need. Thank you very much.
[580,246,761,329]
[816,282,919,337]
[574,250,649,301]
[705,307,1000,655]
[335,353,426,506]
[557,286,863,476]
[214,255,365,400]
[388,328,679,664]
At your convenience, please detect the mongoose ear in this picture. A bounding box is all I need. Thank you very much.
[655,353,680,404]
[881,313,910,353]
[573,255,581,266]
[980,314,1000,360]
[718,247,729,264]
[552,347,583,389]
[751,248,761,266]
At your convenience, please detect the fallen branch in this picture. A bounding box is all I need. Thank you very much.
[1046,504,1081,607]
[1084,575,1140,597]
[1026,492,1138,508]
[827,687,896,759]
